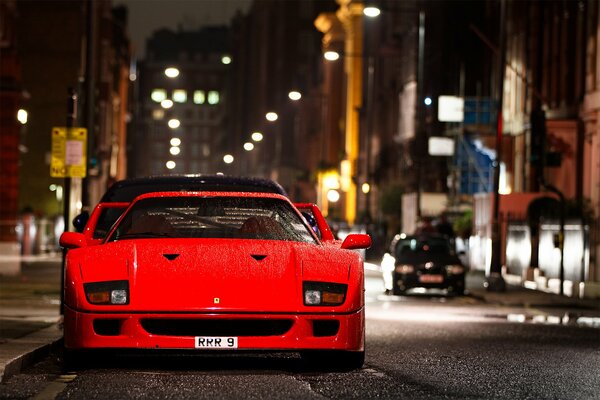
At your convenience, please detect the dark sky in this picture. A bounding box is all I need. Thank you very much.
[115,0,252,58]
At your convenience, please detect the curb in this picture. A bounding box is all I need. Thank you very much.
[0,324,63,383]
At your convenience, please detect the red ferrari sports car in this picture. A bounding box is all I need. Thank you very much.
[60,191,371,370]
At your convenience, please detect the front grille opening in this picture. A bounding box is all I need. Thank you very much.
[141,319,294,337]
[312,320,340,337]
[93,319,122,336]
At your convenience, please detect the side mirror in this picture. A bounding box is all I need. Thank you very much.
[60,232,86,249]
[341,234,372,250]
[72,211,89,233]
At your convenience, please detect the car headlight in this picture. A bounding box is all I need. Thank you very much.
[84,280,129,305]
[446,265,464,275]
[303,281,347,306]
[395,264,415,274]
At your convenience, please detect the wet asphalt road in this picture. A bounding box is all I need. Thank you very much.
[1,264,599,399]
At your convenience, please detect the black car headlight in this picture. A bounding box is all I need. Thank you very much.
[84,280,129,305]
[303,281,347,306]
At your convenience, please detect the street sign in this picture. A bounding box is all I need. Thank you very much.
[428,136,454,156]
[438,96,464,122]
[50,127,87,178]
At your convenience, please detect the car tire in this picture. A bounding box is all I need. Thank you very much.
[62,347,83,372]
[392,286,406,296]
[301,350,365,371]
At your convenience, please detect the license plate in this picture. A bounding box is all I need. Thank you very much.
[195,336,238,349]
[419,274,443,283]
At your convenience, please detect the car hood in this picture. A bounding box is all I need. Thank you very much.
[76,239,351,312]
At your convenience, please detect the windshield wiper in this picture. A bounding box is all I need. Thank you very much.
[114,232,174,240]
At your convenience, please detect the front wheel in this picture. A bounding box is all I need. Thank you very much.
[62,347,83,372]
[301,350,365,371]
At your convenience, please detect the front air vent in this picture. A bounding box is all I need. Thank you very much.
[141,319,293,337]
[93,319,123,336]
[251,254,267,261]
[312,320,340,337]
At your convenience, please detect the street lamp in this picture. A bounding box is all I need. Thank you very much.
[324,51,341,61]
[164,67,179,78]
[265,112,278,122]
[251,131,263,142]
[288,91,302,101]
[363,6,381,18]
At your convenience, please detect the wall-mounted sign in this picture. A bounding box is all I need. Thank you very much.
[50,127,87,178]
[438,95,464,122]
[428,136,455,156]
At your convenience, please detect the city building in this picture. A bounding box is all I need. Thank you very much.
[228,0,337,199]
[0,0,131,254]
[131,26,232,177]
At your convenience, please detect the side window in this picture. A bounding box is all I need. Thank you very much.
[93,207,127,239]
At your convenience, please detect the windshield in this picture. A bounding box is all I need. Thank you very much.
[395,237,453,258]
[107,196,317,244]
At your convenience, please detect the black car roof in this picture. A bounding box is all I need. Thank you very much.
[99,175,288,202]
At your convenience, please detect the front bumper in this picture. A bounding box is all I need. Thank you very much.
[394,272,465,291]
[64,305,364,352]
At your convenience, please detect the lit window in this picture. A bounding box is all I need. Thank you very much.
[173,90,187,103]
[207,91,220,105]
[151,89,167,103]
[193,90,206,104]
[152,109,165,120]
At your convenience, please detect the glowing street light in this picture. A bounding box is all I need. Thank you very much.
[243,142,254,151]
[363,6,381,18]
[324,51,340,61]
[161,99,174,109]
[168,119,180,129]
[17,109,28,124]
[265,112,278,122]
[288,91,302,101]
[327,189,340,203]
[361,183,371,194]
[251,132,263,142]
[170,137,181,146]
[221,55,232,65]
[169,146,181,155]
[166,160,176,169]
[164,67,179,78]
[223,154,234,164]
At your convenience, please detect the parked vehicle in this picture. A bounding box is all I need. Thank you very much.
[381,233,466,296]
[60,190,371,370]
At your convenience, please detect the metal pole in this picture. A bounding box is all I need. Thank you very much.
[487,0,507,291]
[60,88,77,314]
[416,11,426,220]
[82,0,95,208]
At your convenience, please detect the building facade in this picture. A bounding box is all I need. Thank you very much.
[0,0,131,253]
[132,27,232,177]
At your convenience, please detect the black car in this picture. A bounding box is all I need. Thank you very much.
[382,234,466,295]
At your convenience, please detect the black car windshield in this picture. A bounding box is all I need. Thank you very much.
[107,196,317,244]
[395,237,453,258]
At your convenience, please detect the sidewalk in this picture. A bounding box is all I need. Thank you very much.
[466,270,600,312]
[0,258,599,383]
[0,253,63,383]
